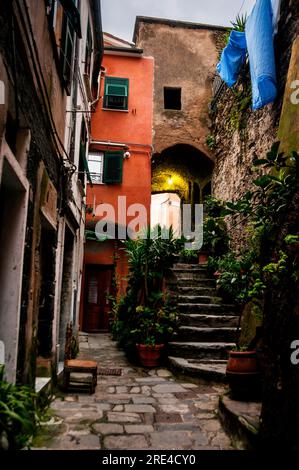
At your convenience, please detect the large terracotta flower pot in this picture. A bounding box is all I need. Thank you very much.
[136,344,164,367]
[227,350,258,373]
[226,350,261,400]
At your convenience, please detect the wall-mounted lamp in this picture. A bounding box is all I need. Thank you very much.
[167,175,173,186]
[124,151,131,159]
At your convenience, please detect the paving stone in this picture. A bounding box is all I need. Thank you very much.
[148,370,158,376]
[157,369,173,377]
[51,401,82,410]
[107,412,142,423]
[77,395,95,403]
[104,435,149,450]
[154,412,183,424]
[195,412,216,419]
[113,405,124,411]
[125,425,154,434]
[63,410,103,422]
[157,397,179,404]
[159,404,189,414]
[64,396,78,402]
[48,434,101,450]
[67,428,90,436]
[92,423,124,435]
[125,404,156,413]
[149,431,193,450]
[191,432,210,448]
[181,383,198,389]
[132,397,156,404]
[152,393,175,398]
[135,377,166,383]
[130,386,141,393]
[152,384,186,393]
[174,391,197,399]
[94,403,112,411]
[199,419,222,432]
[194,401,218,411]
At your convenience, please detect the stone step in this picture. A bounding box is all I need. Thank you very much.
[177,326,238,342]
[173,271,210,280]
[177,295,222,304]
[178,303,238,314]
[179,313,239,328]
[219,395,262,449]
[168,356,227,382]
[176,286,218,296]
[173,263,208,271]
[168,341,234,360]
[175,278,216,288]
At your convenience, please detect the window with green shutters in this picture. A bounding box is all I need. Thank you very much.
[102,151,123,183]
[103,77,129,110]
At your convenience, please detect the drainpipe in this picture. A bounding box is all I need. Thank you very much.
[90,66,106,107]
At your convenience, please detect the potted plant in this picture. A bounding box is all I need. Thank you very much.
[131,303,177,367]
[179,248,198,264]
[226,299,263,400]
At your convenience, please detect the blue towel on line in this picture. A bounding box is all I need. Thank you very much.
[245,0,277,110]
[216,30,247,88]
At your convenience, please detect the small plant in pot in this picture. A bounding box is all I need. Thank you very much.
[226,297,263,401]
[131,303,177,367]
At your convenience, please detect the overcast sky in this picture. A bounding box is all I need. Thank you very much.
[101,0,256,42]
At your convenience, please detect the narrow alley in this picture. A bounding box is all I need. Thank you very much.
[33,334,233,451]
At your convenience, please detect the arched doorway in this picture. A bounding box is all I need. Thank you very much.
[151,144,213,227]
[151,193,181,237]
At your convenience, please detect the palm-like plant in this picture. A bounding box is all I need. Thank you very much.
[230,13,247,32]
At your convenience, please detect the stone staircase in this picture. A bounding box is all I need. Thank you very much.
[167,263,239,382]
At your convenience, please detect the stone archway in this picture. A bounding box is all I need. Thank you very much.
[151,144,213,227]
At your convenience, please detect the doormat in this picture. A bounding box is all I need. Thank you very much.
[98,368,122,376]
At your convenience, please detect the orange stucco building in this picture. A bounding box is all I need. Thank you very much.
[79,33,154,332]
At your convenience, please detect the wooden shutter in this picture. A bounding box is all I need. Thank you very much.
[104,77,129,110]
[103,151,123,184]
[61,14,75,93]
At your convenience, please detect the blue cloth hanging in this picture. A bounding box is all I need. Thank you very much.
[245,0,277,110]
[216,30,247,88]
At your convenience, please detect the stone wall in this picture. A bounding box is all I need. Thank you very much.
[212,0,299,203]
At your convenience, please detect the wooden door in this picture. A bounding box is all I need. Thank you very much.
[84,266,113,332]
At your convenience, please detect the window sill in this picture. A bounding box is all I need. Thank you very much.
[102,108,129,113]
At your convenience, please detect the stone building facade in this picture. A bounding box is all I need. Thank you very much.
[0,0,103,385]
[134,17,226,224]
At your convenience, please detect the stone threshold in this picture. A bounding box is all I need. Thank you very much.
[35,361,64,395]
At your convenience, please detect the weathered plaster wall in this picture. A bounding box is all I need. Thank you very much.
[134,19,226,158]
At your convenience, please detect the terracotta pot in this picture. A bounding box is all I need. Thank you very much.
[226,350,261,400]
[136,344,164,367]
[226,350,258,373]
[198,252,208,264]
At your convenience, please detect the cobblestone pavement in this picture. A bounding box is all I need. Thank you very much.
[33,334,233,450]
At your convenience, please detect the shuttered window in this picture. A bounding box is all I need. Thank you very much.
[102,151,123,184]
[61,13,75,94]
[103,77,129,110]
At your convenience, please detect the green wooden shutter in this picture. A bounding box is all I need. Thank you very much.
[103,151,123,184]
[104,77,129,110]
